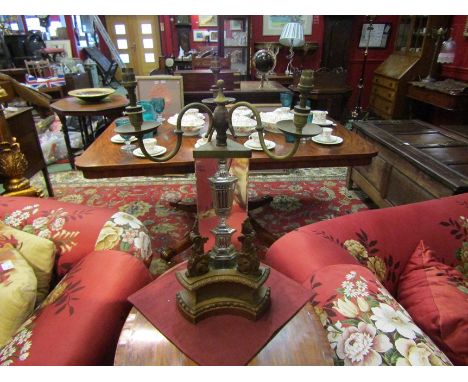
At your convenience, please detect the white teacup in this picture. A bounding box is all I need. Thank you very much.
[312,110,328,125]
[249,132,265,147]
[143,137,158,151]
[320,127,335,142]
[186,108,199,115]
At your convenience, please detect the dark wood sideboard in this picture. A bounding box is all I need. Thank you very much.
[347,119,468,208]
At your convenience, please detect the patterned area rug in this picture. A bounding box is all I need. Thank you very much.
[32,167,372,261]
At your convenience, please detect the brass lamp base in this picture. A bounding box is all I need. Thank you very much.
[176,266,271,324]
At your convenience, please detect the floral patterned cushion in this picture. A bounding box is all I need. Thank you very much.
[309,264,452,366]
[398,241,468,365]
[0,250,152,365]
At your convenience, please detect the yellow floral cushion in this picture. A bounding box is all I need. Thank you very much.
[0,224,56,304]
[0,247,37,347]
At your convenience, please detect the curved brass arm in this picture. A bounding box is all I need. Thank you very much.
[228,101,302,160]
[137,103,214,162]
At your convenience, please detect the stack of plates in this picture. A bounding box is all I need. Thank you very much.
[311,135,343,145]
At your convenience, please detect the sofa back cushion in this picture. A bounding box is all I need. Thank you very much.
[397,240,468,365]
[0,247,37,347]
[0,223,56,304]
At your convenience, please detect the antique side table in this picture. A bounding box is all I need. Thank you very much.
[51,94,128,168]
[114,302,333,366]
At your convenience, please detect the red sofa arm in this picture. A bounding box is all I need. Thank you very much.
[0,197,152,277]
[266,194,468,294]
[0,250,152,366]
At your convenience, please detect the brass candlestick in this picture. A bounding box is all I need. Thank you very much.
[119,69,319,323]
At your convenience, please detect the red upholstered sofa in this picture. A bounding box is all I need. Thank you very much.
[265,193,468,366]
[0,196,153,365]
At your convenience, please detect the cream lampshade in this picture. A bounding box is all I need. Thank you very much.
[279,22,305,75]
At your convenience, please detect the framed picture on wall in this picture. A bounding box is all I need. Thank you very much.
[199,15,218,27]
[209,30,219,42]
[193,29,207,42]
[359,23,392,48]
[230,20,243,31]
[263,15,313,36]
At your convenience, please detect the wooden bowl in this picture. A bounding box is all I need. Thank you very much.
[68,88,115,102]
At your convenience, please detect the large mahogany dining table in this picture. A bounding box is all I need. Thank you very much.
[75,108,377,179]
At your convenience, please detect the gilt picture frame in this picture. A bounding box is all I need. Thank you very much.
[136,75,184,117]
[198,15,218,27]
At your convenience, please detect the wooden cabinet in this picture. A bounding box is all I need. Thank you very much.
[218,16,251,79]
[369,16,450,119]
[347,120,468,208]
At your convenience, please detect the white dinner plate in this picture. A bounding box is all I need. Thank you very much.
[132,146,167,158]
[244,139,276,151]
[312,135,343,145]
[312,119,335,126]
[110,134,137,144]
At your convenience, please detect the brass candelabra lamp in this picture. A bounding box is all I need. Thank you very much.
[119,68,321,323]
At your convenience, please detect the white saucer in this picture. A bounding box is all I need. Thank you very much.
[312,135,343,145]
[244,139,276,151]
[132,146,167,158]
[111,134,137,144]
[182,128,203,136]
[312,119,335,126]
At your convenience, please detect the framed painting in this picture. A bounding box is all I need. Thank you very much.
[358,23,391,48]
[193,29,206,42]
[198,15,218,27]
[209,30,219,42]
[136,75,184,117]
[263,15,313,36]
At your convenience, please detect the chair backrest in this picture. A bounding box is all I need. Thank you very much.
[64,72,92,92]
[24,59,52,78]
[135,75,184,118]
[83,47,117,85]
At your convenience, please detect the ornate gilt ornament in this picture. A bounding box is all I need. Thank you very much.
[0,138,44,197]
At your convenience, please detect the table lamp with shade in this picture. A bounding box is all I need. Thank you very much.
[279,22,305,76]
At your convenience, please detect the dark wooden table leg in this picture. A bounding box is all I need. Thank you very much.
[42,168,54,197]
[57,114,76,169]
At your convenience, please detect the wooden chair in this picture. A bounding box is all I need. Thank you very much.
[24,59,53,78]
[64,71,92,93]
[83,47,118,87]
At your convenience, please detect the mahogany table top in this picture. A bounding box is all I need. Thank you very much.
[114,302,333,366]
[50,94,129,116]
[75,109,377,179]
